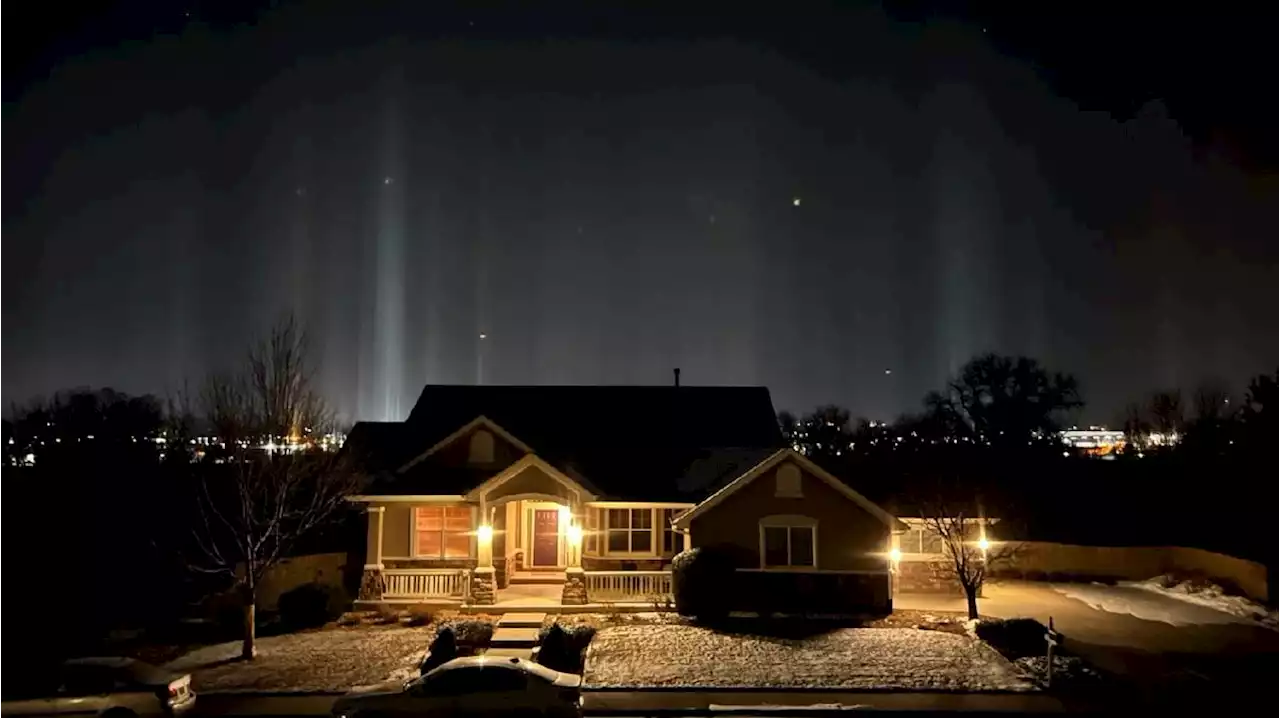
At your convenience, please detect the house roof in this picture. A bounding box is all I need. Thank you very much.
[342,384,786,501]
[672,448,909,532]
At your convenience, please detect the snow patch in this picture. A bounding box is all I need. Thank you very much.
[584,624,1035,692]
[1051,582,1259,627]
[1121,576,1277,630]
[166,626,434,693]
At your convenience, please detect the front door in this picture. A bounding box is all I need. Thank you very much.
[532,509,559,566]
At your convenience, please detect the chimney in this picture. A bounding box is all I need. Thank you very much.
[673,367,681,387]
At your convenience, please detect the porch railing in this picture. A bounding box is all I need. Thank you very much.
[585,570,673,602]
[383,569,469,599]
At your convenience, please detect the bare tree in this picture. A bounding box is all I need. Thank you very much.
[189,316,358,659]
[920,498,1021,620]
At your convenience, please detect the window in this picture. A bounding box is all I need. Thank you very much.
[606,508,652,553]
[467,430,494,464]
[898,526,944,557]
[585,508,599,554]
[415,506,472,558]
[759,516,817,568]
[775,463,803,498]
[661,509,681,554]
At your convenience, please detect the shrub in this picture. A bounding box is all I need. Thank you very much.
[421,626,458,675]
[671,545,741,622]
[975,617,1052,659]
[442,619,495,647]
[537,623,596,673]
[278,583,337,631]
[403,605,437,627]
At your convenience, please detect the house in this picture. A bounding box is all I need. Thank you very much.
[341,383,915,610]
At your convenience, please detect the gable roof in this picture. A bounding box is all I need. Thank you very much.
[344,384,786,501]
[672,448,908,532]
[397,415,534,473]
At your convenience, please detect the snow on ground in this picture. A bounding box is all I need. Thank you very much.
[165,626,432,692]
[583,624,1035,692]
[1120,576,1278,630]
[1050,583,1256,627]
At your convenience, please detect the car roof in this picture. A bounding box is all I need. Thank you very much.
[430,656,560,681]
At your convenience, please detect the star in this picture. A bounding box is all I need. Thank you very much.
[479,333,487,340]
[792,197,801,207]
[295,187,306,197]
[884,369,892,375]
[383,176,393,185]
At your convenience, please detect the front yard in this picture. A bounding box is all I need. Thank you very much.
[166,624,435,692]
[583,623,1035,691]
[166,609,1037,694]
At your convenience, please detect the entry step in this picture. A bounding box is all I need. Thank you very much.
[497,612,547,628]
[485,647,535,661]
[490,626,541,648]
[509,572,566,585]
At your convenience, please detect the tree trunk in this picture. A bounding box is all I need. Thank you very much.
[964,584,980,620]
[241,581,257,660]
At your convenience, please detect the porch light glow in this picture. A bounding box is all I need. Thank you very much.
[477,524,493,544]
[558,506,571,523]
[889,547,902,563]
[566,523,583,546]
[978,537,990,552]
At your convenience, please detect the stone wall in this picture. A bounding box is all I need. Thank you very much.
[999,541,1269,601]
[252,552,349,610]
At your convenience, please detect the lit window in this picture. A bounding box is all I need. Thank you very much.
[775,463,802,498]
[606,508,652,554]
[415,506,472,558]
[760,516,817,568]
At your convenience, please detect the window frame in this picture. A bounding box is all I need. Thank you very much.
[661,508,681,554]
[411,505,474,560]
[605,507,654,556]
[757,515,819,569]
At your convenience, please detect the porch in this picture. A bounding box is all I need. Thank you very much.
[377,567,675,610]
[354,452,684,608]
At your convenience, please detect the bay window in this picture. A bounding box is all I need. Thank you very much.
[415,506,472,559]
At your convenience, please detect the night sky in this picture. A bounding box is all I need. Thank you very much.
[5,2,1275,425]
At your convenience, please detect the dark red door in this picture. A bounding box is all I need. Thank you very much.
[533,509,559,566]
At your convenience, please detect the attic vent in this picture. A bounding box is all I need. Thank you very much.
[775,463,803,498]
[469,429,495,464]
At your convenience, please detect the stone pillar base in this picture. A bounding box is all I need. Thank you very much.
[561,567,588,605]
[358,565,384,602]
[470,567,497,605]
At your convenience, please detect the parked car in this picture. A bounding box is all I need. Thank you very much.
[1,656,195,717]
[332,656,581,718]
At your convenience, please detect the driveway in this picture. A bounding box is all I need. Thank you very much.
[898,581,1277,704]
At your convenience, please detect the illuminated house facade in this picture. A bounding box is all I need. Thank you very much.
[342,383,906,609]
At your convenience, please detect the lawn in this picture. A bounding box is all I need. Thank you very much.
[583,623,1036,692]
[167,625,437,693]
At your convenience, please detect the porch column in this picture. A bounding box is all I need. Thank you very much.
[561,504,588,605]
[682,529,692,552]
[358,506,385,602]
[471,500,497,605]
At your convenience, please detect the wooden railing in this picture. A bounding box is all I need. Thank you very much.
[383,569,469,599]
[585,570,672,601]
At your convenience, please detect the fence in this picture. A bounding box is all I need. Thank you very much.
[585,570,672,601]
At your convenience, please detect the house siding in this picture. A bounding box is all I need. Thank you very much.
[381,504,412,557]
[689,460,890,573]
[488,464,579,503]
[432,425,526,470]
